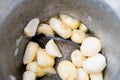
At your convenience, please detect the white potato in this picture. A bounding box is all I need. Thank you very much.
[45,39,62,58]
[43,67,56,75]
[26,62,45,77]
[24,18,40,37]
[37,24,54,37]
[49,18,72,39]
[57,61,77,80]
[23,41,39,64]
[82,54,106,73]
[71,50,86,68]
[80,37,102,56]
[23,71,36,80]
[90,72,103,80]
[79,23,88,32]
[77,68,89,80]
[71,30,86,44]
[60,14,80,29]
[37,48,54,67]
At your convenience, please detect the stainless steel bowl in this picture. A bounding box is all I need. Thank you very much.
[0,0,120,80]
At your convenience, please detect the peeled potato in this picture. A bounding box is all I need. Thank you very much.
[77,68,89,80]
[79,23,88,32]
[43,67,56,75]
[23,71,36,80]
[90,72,103,80]
[23,41,39,64]
[37,24,54,37]
[24,18,40,37]
[45,39,62,58]
[71,50,86,68]
[49,17,72,39]
[71,30,86,44]
[82,54,106,73]
[37,48,54,67]
[80,37,102,56]
[57,61,77,80]
[26,62,45,77]
[60,14,80,29]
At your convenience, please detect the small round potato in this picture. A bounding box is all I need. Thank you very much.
[77,68,89,80]
[71,30,86,44]
[37,24,54,37]
[45,39,62,58]
[90,72,103,80]
[82,54,106,73]
[60,14,80,29]
[37,48,55,67]
[49,18,72,39]
[80,37,102,56]
[57,61,77,80]
[23,71,36,80]
[23,41,39,64]
[24,18,40,37]
[71,50,86,68]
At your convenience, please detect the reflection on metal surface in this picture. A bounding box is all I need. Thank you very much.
[14,48,19,57]
[9,74,16,80]
[105,0,120,18]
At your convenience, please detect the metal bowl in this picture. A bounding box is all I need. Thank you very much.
[0,0,120,80]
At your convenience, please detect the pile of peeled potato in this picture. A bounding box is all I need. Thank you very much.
[23,14,106,80]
